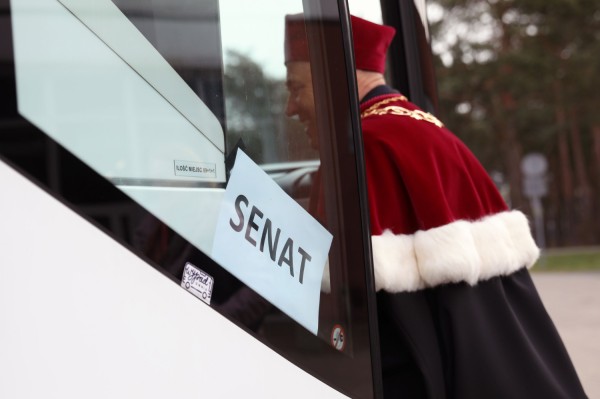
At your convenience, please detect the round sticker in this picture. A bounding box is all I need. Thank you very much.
[330,324,345,351]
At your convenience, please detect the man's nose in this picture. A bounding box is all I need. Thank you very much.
[285,96,298,117]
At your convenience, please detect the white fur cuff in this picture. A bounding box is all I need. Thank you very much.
[371,210,540,292]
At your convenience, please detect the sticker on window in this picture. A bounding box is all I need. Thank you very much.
[174,160,217,178]
[181,262,214,305]
[331,324,346,351]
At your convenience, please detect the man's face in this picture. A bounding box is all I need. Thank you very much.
[285,62,318,149]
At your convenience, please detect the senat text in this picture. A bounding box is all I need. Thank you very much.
[229,194,312,284]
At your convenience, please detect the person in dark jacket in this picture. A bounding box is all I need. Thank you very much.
[284,14,587,398]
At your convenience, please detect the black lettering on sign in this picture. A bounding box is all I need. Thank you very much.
[229,194,248,232]
[297,247,311,284]
[228,194,312,284]
[245,206,263,246]
[260,219,281,262]
[277,237,294,277]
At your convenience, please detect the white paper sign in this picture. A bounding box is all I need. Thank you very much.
[212,149,332,334]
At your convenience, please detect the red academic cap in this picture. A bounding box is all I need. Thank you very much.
[284,14,396,74]
[351,15,396,73]
[284,14,309,64]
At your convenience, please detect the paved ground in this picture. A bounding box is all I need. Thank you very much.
[532,272,600,398]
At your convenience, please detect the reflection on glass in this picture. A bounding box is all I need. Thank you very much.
[220,0,316,165]
[219,2,348,352]
[111,0,226,127]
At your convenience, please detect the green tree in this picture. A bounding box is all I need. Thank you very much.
[431,0,600,246]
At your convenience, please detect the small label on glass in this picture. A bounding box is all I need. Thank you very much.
[174,160,217,178]
[331,324,346,351]
[181,262,214,305]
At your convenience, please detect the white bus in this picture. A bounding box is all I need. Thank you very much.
[0,0,433,397]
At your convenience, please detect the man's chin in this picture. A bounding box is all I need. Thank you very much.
[306,129,319,150]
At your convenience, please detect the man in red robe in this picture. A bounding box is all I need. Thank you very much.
[284,14,586,398]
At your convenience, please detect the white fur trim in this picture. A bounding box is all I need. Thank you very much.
[372,210,540,292]
[372,231,425,292]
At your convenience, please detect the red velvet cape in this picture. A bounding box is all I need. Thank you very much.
[359,94,539,292]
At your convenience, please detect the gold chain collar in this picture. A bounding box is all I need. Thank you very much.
[361,95,443,128]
